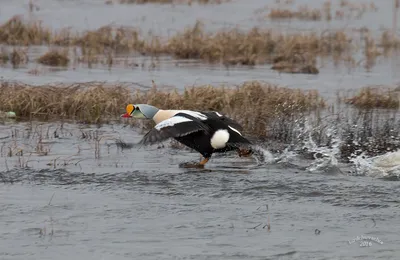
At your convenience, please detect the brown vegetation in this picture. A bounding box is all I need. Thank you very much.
[0,15,399,72]
[72,25,146,55]
[0,81,325,136]
[268,6,324,21]
[0,82,132,123]
[264,0,378,21]
[345,86,400,109]
[0,15,52,45]
[164,21,349,72]
[37,49,69,66]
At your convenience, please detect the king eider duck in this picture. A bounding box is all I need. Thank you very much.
[121,104,253,168]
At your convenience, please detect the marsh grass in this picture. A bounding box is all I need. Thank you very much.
[345,86,400,109]
[264,0,378,21]
[73,25,146,55]
[1,16,400,72]
[38,49,70,66]
[0,15,52,45]
[0,81,325,136]
[268,6,324,21]
[165,21,352,72]
[0,82,132,123]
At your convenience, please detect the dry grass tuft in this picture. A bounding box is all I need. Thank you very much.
[37,49,69,66]
[0,15,52,45]
[268,6,323,21]
[0,82,132,123]
[265,0,378,21]
[73,25,145,55]
[345,86,400,109]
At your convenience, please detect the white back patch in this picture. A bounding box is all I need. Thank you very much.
[155,116,192,130]
[215,112,223,117]
[228,125,242,136]
[210,129,230,149]
[179,110,208,120]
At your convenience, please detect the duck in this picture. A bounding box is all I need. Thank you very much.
[121,104,253,168]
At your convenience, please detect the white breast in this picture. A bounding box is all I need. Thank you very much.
[210,129,230,149]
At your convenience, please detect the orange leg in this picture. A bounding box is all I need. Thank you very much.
[179,156,210,168]
[199,157,209,166]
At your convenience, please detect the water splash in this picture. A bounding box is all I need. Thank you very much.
[292,118,342,173]
[276,147,298,164]
[350,150,400,177]
[251,145,276,165]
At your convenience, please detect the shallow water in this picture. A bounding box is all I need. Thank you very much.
[1,121,400,259]
[1,0,400,259]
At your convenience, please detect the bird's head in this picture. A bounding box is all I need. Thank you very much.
[121,104,159,119]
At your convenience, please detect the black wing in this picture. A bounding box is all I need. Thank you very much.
[139,113,210,145]
[200,111,244,131]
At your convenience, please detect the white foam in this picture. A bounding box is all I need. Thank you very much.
[241,145,277,165]
[373,150,400,168]
[351,150,400,177]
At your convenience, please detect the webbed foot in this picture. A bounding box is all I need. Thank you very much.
[238,148,253,157]
[179,161,205,168]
